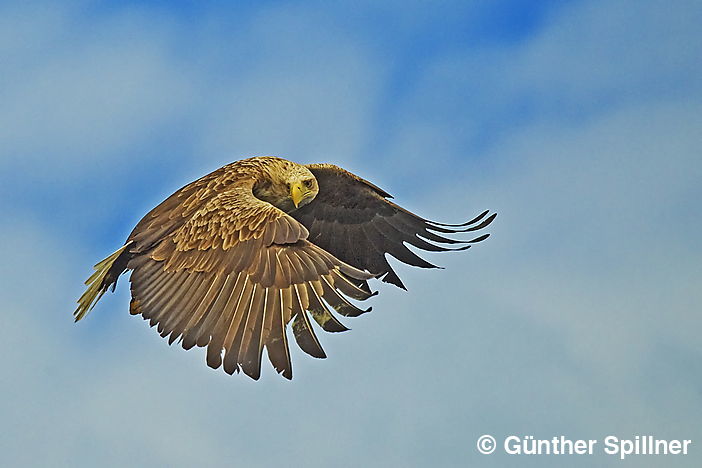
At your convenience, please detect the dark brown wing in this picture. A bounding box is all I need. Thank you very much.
[291,164,496,289]
[127,181,374,380]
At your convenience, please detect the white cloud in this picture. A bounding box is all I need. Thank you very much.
[186,4,385,172]
[379,0,702,181]
[516,0,702,100]
[0,2,192,179]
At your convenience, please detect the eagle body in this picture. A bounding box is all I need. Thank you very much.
[76,156,495,379]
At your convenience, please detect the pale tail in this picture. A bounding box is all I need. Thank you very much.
[74,243,131,322]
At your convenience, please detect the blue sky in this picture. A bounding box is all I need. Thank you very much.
[1,0,701,466]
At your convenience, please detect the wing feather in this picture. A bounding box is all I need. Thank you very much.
[292,164,495,288]
[167,273,219,344]
[273,249,293,288]
[307,282,349,332]
[180,272,228,349]
[320,275,371,317]
[234,284,266,378]
[221,278,255,374]
[291,284,326,358]
[182,273,233,350]
[194,273,238,347]
[330,270,376,301]
[266,288,292,378]
[206,273,245,369]
[260,287,276,349]
[158,272,208,337]
[240,287,271,379]
[142,271,191,325]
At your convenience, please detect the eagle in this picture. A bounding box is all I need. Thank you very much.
[75,157,495,379]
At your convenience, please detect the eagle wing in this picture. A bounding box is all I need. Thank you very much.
[127,178,374,380]
[291,164,496,289]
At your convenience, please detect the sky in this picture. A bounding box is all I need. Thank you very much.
[1,0,701,466]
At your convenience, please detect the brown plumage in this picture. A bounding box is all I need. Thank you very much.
[75,156,496,379]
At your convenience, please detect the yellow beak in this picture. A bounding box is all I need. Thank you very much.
[290,181,308,208]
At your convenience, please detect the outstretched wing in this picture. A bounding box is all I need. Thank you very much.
[127,180,374,380]
[291,164,496,289]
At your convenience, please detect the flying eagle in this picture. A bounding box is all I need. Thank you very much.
[75,157,495,379]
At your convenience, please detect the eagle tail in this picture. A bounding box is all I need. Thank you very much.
[74,242,132,322]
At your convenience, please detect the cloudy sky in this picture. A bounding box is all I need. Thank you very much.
[1,0,701,466]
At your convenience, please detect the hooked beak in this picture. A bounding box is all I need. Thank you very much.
[290,181,311,208]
